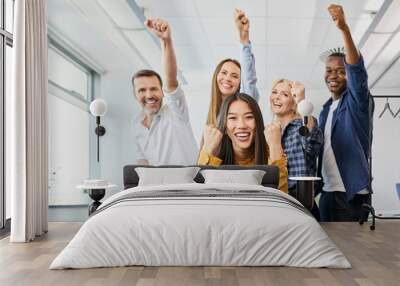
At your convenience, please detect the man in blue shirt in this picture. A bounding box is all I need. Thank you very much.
[317,4,372,221]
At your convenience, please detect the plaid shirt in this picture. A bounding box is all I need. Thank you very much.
[282,118,323,189]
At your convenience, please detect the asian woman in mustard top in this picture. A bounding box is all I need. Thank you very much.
[198,93,288,193]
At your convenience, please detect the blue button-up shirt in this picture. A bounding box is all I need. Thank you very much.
[317,55,372,201]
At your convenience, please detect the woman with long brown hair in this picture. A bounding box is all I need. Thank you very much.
[198,93,288,193]
[201,9,259,157]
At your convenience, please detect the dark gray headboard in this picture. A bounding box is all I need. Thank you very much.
[123,165,280,189]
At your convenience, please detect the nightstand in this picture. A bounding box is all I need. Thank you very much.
[76,181,117,215]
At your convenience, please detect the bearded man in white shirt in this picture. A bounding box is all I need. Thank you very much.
[132,19,198,165]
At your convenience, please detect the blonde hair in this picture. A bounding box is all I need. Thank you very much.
[271,78,299,115]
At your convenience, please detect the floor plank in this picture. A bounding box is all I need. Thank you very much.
[0,221,399,286]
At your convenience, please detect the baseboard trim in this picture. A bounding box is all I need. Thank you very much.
[49,204,87,208]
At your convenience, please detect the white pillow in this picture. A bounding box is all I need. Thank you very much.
[135,167,200,186]
[200,169,266,185]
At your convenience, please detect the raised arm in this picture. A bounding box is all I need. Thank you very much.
[234,9,260,101]
[328,4,359,64]
[264,123,288,193]
[328,4,368,109]
[145,18,178,92]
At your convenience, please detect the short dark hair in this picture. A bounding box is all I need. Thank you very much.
[131,69,163,89]
[320,47,345,63]
[328,52,345,59]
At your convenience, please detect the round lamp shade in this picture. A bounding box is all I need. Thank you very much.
[298,99,314,117]
[90,99,108,116]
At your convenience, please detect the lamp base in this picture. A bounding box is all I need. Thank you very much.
[289,177,321,211]
[95,126,106,136]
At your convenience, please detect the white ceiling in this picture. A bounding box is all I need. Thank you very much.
[47,0,399,108]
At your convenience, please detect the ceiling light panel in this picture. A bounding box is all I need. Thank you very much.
[267,0,317,18]
[142,0,198,17]
[352,14,375,44]
[371,57,400,89]
[267,45,322,66]
[195,0,235,17]
[233,0,267,17]
[373,31,400,65]
[96,0,143,28]
[364,0,385,11]
[201,18,237,45]
[266,64,314,84]
[373,0,400,33]
[164,18,207,46]
[361,33,392,67]
[267,18,319,46]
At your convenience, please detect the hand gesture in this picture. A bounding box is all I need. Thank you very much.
[328,4,349,32]
[234,9,250,44]
[290,81,305,104]
[264,122,282,147]
[234,9,249,33]
[144,18,171,41]
[202,125,223,156]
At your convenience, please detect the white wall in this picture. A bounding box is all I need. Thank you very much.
[370,88,400,215]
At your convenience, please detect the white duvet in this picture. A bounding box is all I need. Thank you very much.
[50,183,351,269]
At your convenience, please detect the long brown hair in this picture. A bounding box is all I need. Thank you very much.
[206,59,241,125]
[216,93,268,165]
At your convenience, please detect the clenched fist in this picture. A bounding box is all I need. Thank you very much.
[328,4,349,32]
[202,124,223,156]
[290,81,305,104]
[264,122,284,161]
[234,9,250,44]
[144,18,171,40]
[264,122,282,147]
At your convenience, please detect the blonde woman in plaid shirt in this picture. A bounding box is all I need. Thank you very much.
[270,80,323,191]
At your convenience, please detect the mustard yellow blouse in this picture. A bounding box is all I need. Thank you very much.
[198,149,288,193]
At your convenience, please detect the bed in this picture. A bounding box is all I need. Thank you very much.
[50,165,350,269]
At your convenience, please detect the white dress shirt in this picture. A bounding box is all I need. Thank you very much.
[133,85,198,165]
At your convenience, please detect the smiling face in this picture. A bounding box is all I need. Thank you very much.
[226,99,256,152]
[216,61,241,98]
[134,75,163,114]
[270,81,296,116]
[325,55,347,97]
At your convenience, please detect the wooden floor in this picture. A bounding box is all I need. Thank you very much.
[0,221,399,286]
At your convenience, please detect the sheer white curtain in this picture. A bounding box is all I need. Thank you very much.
[9,0,48,242]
